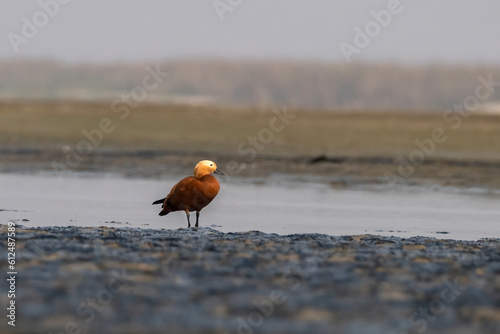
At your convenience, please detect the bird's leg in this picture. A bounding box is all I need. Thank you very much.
[185,210,191,228]
[195,211,200,227]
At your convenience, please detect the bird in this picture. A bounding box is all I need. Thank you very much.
[152,160,224,228]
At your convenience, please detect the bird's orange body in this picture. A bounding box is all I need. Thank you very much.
[153,160,223,227]
[159,174,220,215]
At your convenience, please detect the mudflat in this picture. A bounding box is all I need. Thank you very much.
[2,100,500,191]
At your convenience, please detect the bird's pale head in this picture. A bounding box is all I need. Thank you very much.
[193,160,224,179]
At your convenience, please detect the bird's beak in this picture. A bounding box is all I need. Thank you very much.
[214,169,224,175]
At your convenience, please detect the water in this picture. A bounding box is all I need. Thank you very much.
[1,173,499,240]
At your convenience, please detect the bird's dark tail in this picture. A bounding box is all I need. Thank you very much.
[152,197,166,205]
[159,209,169,216]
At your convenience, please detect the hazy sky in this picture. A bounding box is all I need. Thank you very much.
[1,0,499,64]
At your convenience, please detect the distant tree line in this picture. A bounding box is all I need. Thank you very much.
[1,58,499,111]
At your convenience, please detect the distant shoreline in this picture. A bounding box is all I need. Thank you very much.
[1,59,500,111]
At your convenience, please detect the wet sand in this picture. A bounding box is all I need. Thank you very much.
[1,224,499,334]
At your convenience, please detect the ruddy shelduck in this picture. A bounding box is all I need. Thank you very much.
[152,160,224,227]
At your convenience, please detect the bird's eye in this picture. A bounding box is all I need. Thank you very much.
[210,164,213,166]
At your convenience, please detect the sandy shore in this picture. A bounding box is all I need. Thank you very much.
[1,224,499,334]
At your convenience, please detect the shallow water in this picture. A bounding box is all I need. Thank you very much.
[1,173,499,240]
